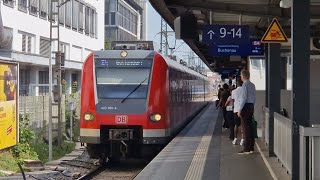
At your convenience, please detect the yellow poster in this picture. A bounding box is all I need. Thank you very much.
[0,63,17,150]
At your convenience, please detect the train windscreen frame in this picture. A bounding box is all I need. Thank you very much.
[95,59,153,100]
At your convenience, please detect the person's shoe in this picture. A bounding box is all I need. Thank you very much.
[238,150,250,155]
[240,139,244,146]
[232,138,237,145]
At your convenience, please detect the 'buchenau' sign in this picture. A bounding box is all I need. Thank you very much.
[209,40,264,56]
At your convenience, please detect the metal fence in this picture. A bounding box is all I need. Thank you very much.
[263,108,320,179]
[299,125,320,180]
[274,112,292,174]
[19,94,80,140]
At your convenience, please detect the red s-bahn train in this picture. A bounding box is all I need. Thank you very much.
[80,43,213,160]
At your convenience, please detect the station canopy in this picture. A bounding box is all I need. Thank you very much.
[149,0,320,72]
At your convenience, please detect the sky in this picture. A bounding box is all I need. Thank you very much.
[146,1,206,68]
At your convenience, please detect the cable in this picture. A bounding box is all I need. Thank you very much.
[172,42,185,54]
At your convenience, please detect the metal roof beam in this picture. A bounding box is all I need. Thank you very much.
[166,1,320,19]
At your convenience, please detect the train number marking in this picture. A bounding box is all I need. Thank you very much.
[115,115,128,124]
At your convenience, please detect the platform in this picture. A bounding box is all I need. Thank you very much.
[135,103,274,180]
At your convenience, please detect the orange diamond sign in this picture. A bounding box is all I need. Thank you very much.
[261,18,288,43]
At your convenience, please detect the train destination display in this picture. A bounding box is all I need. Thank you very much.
[96,59,152,68]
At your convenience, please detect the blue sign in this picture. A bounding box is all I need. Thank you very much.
[202,25,249,44]
[209,40,264,56]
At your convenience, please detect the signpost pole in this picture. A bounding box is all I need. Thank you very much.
[268,43,280,157]
[48,0,53,161]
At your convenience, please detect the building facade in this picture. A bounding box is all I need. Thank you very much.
[104,0,147,48]
[0,0,104,95]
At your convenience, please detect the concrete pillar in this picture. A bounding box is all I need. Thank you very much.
[291,1,310,179]
[30,66,39,96]
[268,43,281,156]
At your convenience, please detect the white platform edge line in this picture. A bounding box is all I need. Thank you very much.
[255,142,278,180]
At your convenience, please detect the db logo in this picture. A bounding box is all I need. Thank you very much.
[115,115,128,124]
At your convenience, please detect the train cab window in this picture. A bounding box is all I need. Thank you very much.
[95,59,152,100]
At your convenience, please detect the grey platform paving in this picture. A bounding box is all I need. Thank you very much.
[135,103,274,180]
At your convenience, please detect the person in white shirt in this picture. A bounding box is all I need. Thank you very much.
[237,70,256,155]
[231,79,244,145]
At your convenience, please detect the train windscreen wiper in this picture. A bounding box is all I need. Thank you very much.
[121,77,149,103]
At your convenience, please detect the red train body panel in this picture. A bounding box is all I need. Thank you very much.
[80,49,212,159]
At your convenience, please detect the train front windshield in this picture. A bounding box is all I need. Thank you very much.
[95,59,152,100]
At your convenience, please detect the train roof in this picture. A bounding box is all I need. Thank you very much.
[159,53,210,81]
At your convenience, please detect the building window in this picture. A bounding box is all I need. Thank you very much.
[117,3,138,35]
[0,27,13,50]
[48,0,58,21]
[30,0,38,16]
[39,0,48,19]
[90,9,95,37]
[39,71,49,95]
[95,11,97,38]
[59,42,69,60]
[110,12,115,25]
[22,34,26,52]
[72,0,79,30]
[110,0,116,11]
[105,13,109,25]
[78,2,84,32]
[59,1,65,25]
[19,69,30,96]
[3,0,14,7]
[21,33,34,53]
[40,38,50,57]
[18,0,28,12]
[27,36,31,53]
[65,0,72,27]
[85,6,90,35]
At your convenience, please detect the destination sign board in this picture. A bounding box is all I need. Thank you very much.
[202,25,249,44]
[209,40,264,56]
[96,59,152,68]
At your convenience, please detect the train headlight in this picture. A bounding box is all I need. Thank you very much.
[84,113,94,121]
[149,113,161,122]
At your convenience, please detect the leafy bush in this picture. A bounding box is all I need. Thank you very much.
[0,151,20,173]
[12,115,38,162]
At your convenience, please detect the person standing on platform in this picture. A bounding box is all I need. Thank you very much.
[225,89,235,140]
[237,70,256,154]
[218,84,231,129]
[231,79,244,145]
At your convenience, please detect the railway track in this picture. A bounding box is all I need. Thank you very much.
[87,158,148,180]
[13,151,149,180]
[23,151,103,180]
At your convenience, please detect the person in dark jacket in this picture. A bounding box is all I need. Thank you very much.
[218,84,230,129]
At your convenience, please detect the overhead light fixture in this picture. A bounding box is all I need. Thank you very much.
[280,0,292,8]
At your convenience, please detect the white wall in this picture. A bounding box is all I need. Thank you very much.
[249,57,266,90]
[1,0,104,68]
